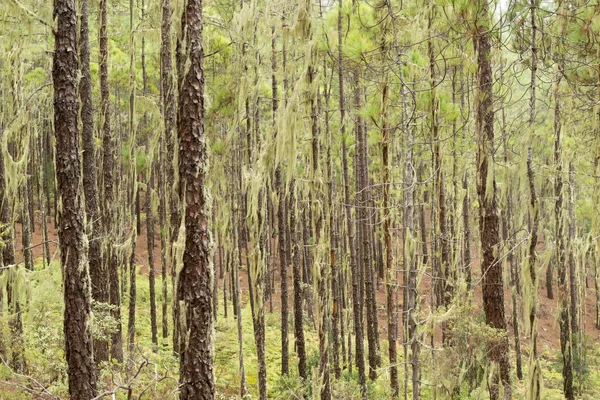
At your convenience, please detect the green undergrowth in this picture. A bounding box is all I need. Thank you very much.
[0,259,599,399]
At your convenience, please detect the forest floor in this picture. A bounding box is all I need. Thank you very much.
[11,212,600,398]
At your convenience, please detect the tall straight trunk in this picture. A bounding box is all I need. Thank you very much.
[100,0,123,362]
[176,0,214,397]
[140,3,158,348]
[554,60,574,399]
[527,1,541,397]
[498,23,522,381]
[462,172,472,289]
[53,0,97,395]
[124,0,138,359]
[273,28,290,376]
[429,10,450,314]
[474,1,511,398]
[21,187,33,271]
[595,41,600,332]
[159,135,169,339]
[0,101,22,372]
[568,162,578,334]
[161,0,176,343]
[148,167,158,347]
[381,78,398,397]
[502,143,523,382]
[387,2,420,394]
[290,181,308,380]
[79,0,107,363]
[231,168,247,397]
[338,1,366,394]
[324,54,341,380]
[355,78,377,382]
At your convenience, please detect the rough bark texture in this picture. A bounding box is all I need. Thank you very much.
[290,181,307,381]
[53,0,97,396]
[474,2,511,398]
[527,2,541,397]
[272,29,289,377]
[176,0,215,397]
[381,80,398,397]
[100,0,123,362]
[80,0,108,364]
[161,0,175,342]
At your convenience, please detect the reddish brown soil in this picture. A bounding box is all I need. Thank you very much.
[16,214,600,359]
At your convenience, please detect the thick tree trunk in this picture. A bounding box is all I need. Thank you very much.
[475,2,511,398]
[53,0,97,395]
[176,0,215,397]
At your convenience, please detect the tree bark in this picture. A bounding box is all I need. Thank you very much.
[53,0,97,395]
[554,59,574,400]
[79,0,108,364]
[100,0,123,362]
[474,2,511,398]
[176,0,215,397]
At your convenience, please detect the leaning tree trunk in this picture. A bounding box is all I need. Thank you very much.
[474,1,511,398]
[176,0,215,397]
[53,0,97,396]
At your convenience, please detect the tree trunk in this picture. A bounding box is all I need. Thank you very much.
[554,59,574,399]
[290,181,308,381]
[474,2,511,398]
[100,0,123,362]
[53,0,97,395]
[176,0,214,396]
[273,27,290,377]
[338,1,366,393]
[79,0,108,364]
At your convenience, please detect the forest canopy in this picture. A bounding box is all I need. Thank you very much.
[1,0,600,399]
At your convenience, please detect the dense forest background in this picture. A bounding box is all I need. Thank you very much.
[1,0,600,399]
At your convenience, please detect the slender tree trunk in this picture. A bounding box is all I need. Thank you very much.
[231,167,247,397]
[338,1,366,394]
[554,59,574,399]
[53,0,97,395]
[526,1,541,397]
[290,181,308,381]
[100,0,123,362]
[381,78,398,397]
[148,167,158,347]
[159,135,169,339]
[272,27,290,377]
[20,186,33,271]
[568,162,578,334]
[80,0,107,364]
